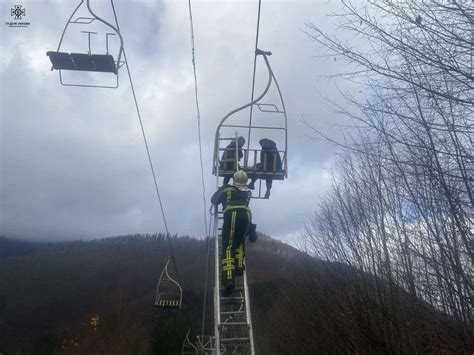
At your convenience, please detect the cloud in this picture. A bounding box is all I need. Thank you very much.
[1,0,351,243]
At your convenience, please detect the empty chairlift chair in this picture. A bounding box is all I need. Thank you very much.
[46,0,125,88]
[155,258,183,309]
[181,329,198,355]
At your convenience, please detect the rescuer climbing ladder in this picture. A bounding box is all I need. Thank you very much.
[213,206,255,355]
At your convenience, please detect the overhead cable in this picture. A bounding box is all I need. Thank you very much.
[111,0,180,284]
[187,0,212,343]
[245,0,263,166]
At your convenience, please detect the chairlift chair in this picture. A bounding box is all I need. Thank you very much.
[213,49,288,198]
[155,258,183,309]
[196,335,216,355]
[181,329,199,355]
[46,0,125,88]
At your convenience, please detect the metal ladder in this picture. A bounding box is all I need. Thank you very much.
[213,208,255,355]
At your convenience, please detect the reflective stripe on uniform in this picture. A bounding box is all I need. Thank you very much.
[223,205,251,213]
[236,244,244,268]
[222,211,237,280]
[226,188,232,206]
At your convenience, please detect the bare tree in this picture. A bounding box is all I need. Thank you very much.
[304,0,473,336]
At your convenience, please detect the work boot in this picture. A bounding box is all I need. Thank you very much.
[222,281,235,296]
[235,264,245,276]
[264,189,270,199]
[247,181,255,190]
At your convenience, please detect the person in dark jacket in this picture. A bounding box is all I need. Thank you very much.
[221,136,246,185]
[211,170,251,295]
[248,138,282,199]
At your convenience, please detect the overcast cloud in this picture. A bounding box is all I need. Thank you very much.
[1,0,352,243]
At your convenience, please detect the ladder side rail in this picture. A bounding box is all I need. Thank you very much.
[234,132,238,173]
[213,133,219,176]
[213,203,221,354]
[243,270,255,355]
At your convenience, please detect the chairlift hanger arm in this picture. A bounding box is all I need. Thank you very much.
[155,258,183,309]
[56,0,85,53]
[265,53,288,178]
[213,51,273,166]
[213,50,288,180]
[86,0,124,64]
[51,0,124,72]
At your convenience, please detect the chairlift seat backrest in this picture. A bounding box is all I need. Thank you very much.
[217,146,286,180]
[47,51,117,74]
[46,52,77,71]
[89,54,117,73]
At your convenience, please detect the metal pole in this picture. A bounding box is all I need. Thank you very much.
[245,0,263,168]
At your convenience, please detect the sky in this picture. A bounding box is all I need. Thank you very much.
[0,0,354,243]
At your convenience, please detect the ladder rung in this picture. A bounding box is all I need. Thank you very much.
[220,297,245,302]
[220,310,246,315]
[220,337,250,344]
[221,322,248,326]
[220,301,244,306]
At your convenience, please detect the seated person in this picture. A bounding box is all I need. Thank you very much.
[220,136,245,185]
[248,138,282,198]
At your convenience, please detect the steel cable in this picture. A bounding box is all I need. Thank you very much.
[245,0,263,166]
[110,0,181,284]
[186,0,213,343]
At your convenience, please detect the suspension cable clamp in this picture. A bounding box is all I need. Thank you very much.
[256,48,272,56]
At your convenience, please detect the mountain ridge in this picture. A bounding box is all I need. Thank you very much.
[0,234,470,354]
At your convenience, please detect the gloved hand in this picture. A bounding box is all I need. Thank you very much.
[248,223,257,243]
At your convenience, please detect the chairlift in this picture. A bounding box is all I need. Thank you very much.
[155,258,183,309]
[46,0,125,88]
[196,335,216,355]
[181,329,198,355]
[213,49,288,199]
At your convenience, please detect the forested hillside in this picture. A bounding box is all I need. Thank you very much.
[0,235,471,354]
[303,2,473,352]
[0,236,48,258]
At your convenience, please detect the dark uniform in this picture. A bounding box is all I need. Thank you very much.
[211,184,251,293]
[249,138,283,197]
[221,138,245,185]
